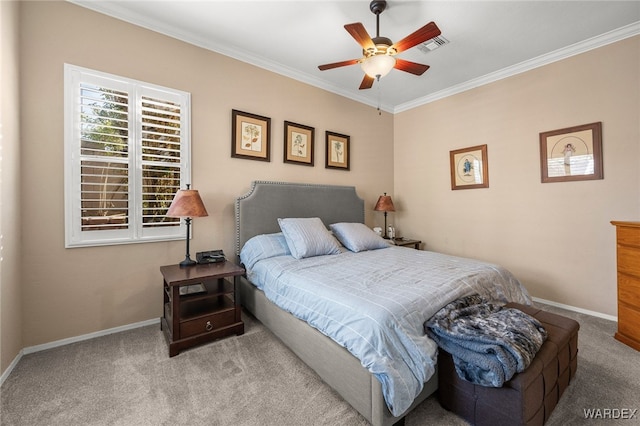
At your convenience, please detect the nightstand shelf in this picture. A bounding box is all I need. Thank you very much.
[161,262,245,357]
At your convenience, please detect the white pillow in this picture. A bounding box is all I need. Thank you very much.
[329,222,390,253]
[277,217,341,259]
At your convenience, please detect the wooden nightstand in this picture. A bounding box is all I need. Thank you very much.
[160,261,245,357]
[392,238,422,249]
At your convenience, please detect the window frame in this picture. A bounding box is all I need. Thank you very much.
[64,64,191,248]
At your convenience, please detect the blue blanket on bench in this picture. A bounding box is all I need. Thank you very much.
[425,295,547,387]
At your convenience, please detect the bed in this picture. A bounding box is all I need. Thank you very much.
[234,181,531,426]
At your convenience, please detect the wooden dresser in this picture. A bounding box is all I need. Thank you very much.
[611,221,640,351]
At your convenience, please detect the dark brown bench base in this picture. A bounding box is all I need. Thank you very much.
[437,303,579,426]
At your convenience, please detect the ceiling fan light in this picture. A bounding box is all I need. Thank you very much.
[361,54,396,78]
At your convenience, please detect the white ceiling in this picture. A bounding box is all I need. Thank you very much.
[71,0,640,113]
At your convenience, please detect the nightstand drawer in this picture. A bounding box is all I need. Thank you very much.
[180,309,236,338]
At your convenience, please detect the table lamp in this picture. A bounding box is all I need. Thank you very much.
[166,184,209,267]
[374,192,395,239]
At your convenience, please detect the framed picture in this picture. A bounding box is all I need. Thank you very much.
[231,109,271,162]
[539,122,603,183]
[450,144,489,190]
[284,121,314,166]
[325,131,350,170]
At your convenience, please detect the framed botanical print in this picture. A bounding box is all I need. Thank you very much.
[231,109,271,162]
[284,121,314,166]
[450,144,489,190]
[325,131,350,170]
[539,122,603,183]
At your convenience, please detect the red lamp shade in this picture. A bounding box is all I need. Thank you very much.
[374,193,395,212]
[167,188,208,218]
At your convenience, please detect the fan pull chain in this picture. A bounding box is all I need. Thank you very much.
[377,76,382,115]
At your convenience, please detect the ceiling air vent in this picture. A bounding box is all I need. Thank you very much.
[418,36,449,53]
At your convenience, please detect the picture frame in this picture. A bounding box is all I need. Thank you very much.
[231,109,271,162]
[284,121,314,166]
[450,144,489,190]
[539,122,603,183]
[325,131,350,170]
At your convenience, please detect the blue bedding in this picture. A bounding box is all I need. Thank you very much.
[241,235,531,416]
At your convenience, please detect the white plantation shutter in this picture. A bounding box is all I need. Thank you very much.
[140,95,183,230]
[65,64,191,247]
[79,83,131,233]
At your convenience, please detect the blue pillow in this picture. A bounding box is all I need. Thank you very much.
[278,217,341,259]
[329,222,390,252]
[240,232,291,269]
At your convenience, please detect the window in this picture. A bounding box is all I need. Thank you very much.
[64,64,191,248]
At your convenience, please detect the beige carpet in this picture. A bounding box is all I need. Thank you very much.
[1,303,638,425]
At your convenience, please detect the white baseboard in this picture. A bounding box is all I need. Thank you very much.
[0,317,159,387]
[532,297,618,322]
[0,348,24,387]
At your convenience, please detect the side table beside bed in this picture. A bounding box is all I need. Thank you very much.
[391,237,421,249]
[160,261,245,357]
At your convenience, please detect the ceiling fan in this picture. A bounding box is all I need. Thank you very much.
[318,0,441,90]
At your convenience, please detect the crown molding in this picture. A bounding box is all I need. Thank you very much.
[68,0,396,113]
[394,21,640,113]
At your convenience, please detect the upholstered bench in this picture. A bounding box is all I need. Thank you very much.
[437,303,579,426]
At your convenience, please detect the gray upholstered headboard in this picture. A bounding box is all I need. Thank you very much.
[235,181,365,255]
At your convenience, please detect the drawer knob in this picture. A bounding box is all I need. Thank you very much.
[205,321,213,331]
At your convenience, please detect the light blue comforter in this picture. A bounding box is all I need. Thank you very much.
[242,245,531,416]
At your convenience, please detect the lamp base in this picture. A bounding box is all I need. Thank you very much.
[179,255,197,268]
[179,217,196,267]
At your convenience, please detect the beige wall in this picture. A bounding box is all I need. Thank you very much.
[18,1,393,347]
[1,1,23,374]
[394,36,640,317]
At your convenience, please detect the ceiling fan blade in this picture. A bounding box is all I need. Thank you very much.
[344,23,375,51]
[359,74,375,90]
[391,21,441,54]
[394,58,430,76]
[318,59,360,71]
